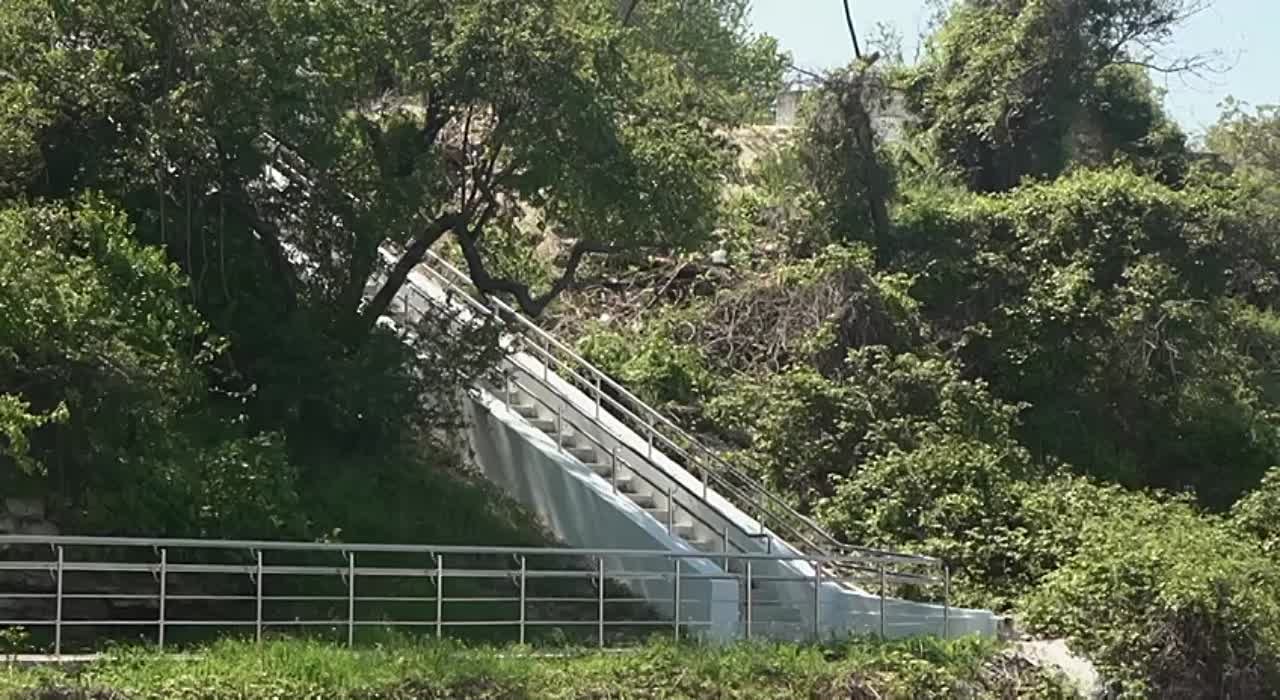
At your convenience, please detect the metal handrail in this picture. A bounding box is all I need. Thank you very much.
[0,536,954,653]
[401,283,818,569]
[410,249,931,567]
[394,265,933,579]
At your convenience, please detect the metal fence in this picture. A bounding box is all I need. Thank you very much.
[0,536,951,655]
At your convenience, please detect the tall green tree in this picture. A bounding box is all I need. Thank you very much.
[0,0,782,335]
[902,0,1198,191]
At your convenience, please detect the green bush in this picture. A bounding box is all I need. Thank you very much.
[577,325,714,408]
[707,347,1024,512]
[1021,498,1280,699]
[819,437,1037,609]
[0,637,1081,700]
[1232,466,1280,555]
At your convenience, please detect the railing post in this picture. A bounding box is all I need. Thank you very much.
[672,558,682,643]
[595,375,602,419]
[744,560,753,640]
[610,450,619,493]
[54,546,63,658]
[878,564,887,640]
[597,557,606,648]
[347,552,356,647]
[666,487,675,534]
[435,554,444,640]
[543,336,550,382]
[647,430,653,460]
[518,556,527,645]
[701,468,708,500]
[556,403,563,449]
[158,548,167,651]
[721,527,731,571]
[812,562,822,643]
[255,550,264,644]
[504,371,513,406]
[943,564,951,640]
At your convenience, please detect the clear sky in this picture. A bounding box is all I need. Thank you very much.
[749,0,1280,135]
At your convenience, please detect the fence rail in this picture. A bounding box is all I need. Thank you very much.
[0,536,950,655]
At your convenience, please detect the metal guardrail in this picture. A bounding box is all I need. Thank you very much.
[0,536,950,655]
[406,249,941,575]
[392,262,944,591]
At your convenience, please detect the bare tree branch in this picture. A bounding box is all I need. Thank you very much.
[358,213,465,333]
[842,0,863,60]
[455,229,631,317]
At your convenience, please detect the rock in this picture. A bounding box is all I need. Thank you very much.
[1014,639,1105,699]
[4,498,44,520]
[710,248,729,265]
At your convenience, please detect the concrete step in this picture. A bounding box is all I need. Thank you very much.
[567,446,597,463]
[511,402,540,419]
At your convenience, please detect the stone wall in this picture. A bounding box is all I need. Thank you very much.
[0,497,58,538]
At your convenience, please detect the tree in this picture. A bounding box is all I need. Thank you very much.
[796,65,897,248]
[1206,99,1280,180]
[892,168,1280,506]
[0,0,783,344]
[902,0,1201,191]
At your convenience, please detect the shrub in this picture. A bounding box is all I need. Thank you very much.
[1232,466,1280,555]
[1021,498,1280,699]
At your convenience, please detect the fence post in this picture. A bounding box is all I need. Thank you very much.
[347,552,356,647]
[556,404,563,448]
[158,548,167,651]
[597,557,606,648]
[54,546,64,657]
[435,554,444,640]
[878,564,887,640]
[519,556,527,645]
[745,560,753,641]
[255,550,264,644]
[943,564,951,640]
[672,558,682,643]
[812,562,822,643]
[666,487,675,534]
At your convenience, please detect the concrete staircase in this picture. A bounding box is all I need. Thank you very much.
[376,248,1000,642]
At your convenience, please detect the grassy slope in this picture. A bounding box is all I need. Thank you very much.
[0,638,1079,700]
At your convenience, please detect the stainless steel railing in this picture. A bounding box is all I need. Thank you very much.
[391,260,944,590]
[407,248,938,574]
[0,536,951,655]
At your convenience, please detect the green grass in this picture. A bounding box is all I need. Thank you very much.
[0,637,1081,699]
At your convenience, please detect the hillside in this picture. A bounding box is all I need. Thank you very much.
[2,0,1280,697]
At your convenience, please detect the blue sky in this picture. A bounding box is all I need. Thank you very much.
[749,0,1280,135]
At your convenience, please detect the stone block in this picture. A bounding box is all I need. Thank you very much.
[3,497,44,520]
[17,520,58,537]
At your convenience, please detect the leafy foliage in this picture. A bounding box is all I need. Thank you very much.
[1206,99,1280,180]
[902,0,1194,191]
[892,168,1280,505]
[2,637,1080,700]
[1022,500,1280,698]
